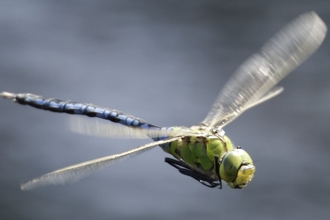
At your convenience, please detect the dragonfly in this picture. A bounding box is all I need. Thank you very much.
[1,12,327,191]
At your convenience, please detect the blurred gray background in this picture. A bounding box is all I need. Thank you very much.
[1,0,329,219]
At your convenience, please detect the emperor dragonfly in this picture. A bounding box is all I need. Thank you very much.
[0,12,327,190]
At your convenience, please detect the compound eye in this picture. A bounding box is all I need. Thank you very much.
[219,149,255,188]
[220,151,242,182]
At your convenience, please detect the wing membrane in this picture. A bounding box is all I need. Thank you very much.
[69,117,171,139]
[69,117,199,139]
[244,87,283,110]
[21,136,182,190]
[202,12,327,128]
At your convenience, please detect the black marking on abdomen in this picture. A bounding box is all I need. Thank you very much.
[14,93,160,129]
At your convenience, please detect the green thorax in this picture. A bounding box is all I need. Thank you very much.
[162,127,234,174]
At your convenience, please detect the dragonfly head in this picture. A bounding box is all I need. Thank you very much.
[219,149,255,189]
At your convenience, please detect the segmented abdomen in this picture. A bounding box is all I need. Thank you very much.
[13,93,160,130]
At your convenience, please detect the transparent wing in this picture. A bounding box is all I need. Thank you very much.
[68,117,198,139]
[69,117,172,139]
[244,86,284,110]
[21,136,182,190]
[202,12,327,128]
[219,86,284,122]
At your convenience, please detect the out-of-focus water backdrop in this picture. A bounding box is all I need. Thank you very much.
[1,1,329,219]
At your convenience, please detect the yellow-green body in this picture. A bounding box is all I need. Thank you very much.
[164,135,232,174]
[160,126,255,188]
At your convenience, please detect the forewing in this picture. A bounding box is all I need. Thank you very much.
[201,12,327,128]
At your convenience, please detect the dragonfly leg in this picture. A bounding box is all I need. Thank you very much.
[214,155,222,189]
[164,157,220,188]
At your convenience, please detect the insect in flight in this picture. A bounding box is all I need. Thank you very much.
[1,12,327,190]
